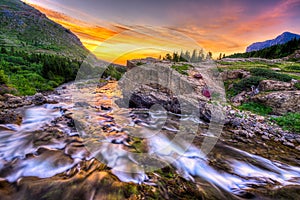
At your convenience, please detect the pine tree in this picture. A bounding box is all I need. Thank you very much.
[191,49,197,62]
[184,51,191,62]
[0,47,7,54]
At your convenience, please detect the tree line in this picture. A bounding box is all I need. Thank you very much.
[160,49,213,62]
[0,47,82,95]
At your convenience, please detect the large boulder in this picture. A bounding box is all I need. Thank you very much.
[251,91,300,115]
[221,70,250,81]
[258,80,294,91]
[116,63,225,122]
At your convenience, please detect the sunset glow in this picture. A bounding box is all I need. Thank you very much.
[22,0,300,64]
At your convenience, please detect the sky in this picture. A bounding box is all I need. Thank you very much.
[22,0,300,64]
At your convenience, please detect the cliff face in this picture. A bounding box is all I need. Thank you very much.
[0,0,90,60]
[246,32,300,52]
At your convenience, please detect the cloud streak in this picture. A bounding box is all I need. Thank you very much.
[25,0,300,63]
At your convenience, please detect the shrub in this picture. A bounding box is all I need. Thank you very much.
[250,68,292,82]
[102,65,126,81]
[0,70,8,84]
[271,113,300,133]
[294,82,300,90]
[171,64,189,75]
[233,76,263,93]
[285,65,300,72]
[238,102,272,116]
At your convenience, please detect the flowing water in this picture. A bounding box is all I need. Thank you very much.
[0,81,300,199]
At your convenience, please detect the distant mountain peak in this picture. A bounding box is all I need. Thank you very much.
[246,32,300,52]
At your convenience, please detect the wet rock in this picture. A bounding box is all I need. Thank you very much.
[262,135,269,141]
[0,110,22,125]
[283,141,295,148]
[32,93,47,105]
[7,95,22,104]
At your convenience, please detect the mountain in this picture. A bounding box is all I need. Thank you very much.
[227,37,300,60]
[0,0,89,60]
[246,32,300,52]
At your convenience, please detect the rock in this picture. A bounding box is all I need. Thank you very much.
[193,73,203,79]
[256,116,265,122]
[229,110,236,115]
[251,91,300,115]
[262,135,269,140]
[258,80,294,91]
[7,96,22,104]
[283,141,295,148]
[231,91,248,106]
[0,110,22,125]
[296,146,300,151]
[202,88,211,98]
[270,68,281,71]
[33,93,47,105]
[221,70,250,81]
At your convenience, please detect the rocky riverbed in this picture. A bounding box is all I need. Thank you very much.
[0,78,300,199]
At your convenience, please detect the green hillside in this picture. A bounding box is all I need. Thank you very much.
[0,0,89,60]
[0,0,95,95]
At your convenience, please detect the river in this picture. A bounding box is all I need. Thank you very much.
[0,81,300,199]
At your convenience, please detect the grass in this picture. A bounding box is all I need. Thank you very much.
[171,64,190,75]
[218,60,300,76]
[238,102,273,116]
[271,113,300,133]
[250,68,292,82]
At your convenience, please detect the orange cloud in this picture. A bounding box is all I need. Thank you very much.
[29,4,210,64]
[27,0,300,63]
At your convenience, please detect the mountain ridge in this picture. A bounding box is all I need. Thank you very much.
[246,32,300,52]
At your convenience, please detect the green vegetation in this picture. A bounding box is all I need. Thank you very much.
[239,102,273,116]
[0,47,126,95]
[250,68,292,82]
[0,48,82,95]
[233,76,263,94]
[102,65,126,80]
[0,0,89,60]
[285,65,300,72]
[218,60,300,74]
[294,82,300,89]
[0,70,8,84]
[161,49,210,62]
[272,113,300,133]
[227,38,300,60]
[171,64,190,75]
